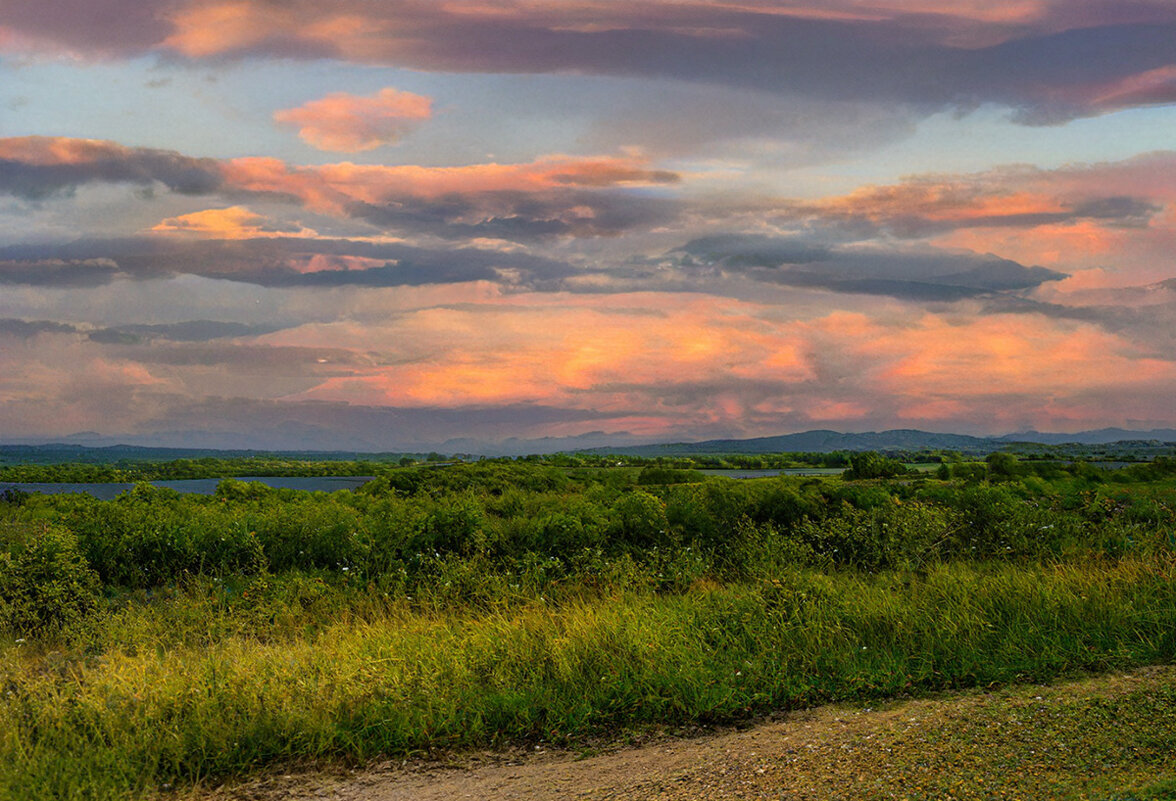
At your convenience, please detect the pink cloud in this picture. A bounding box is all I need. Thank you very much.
[273,88,433,152]
[215,152,680,232]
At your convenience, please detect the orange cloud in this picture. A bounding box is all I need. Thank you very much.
[243,289,1176,437]
[274,88,433,152]
[269,292,812,411]
[844,312,1174,396]
[932,220,1121,267]
[784,154,1175,286]
[795,176,1067,234]
[219,153,679,215]
[0,136,132,165]
[163,1,296,57]
[150,206,317,239]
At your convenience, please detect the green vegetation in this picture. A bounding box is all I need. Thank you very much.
[0,456,395,483]
[1,455,1175,799]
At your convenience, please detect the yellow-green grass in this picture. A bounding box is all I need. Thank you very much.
[2,555,1174,800]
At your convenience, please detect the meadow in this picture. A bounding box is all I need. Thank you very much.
[1,455,1175,799]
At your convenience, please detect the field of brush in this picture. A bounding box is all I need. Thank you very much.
[1,456,1175,799]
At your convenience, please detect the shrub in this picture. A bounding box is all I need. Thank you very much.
[843,451,909,480]
[636,466,704,485]
[612,490,672,549]
[0,524,101,636]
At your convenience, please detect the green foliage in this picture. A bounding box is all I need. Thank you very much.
[843,451,910,480]
[794,500,960,571]
[612,490,672,548]
[636,466,705,485]
[2,455,1176,797]
[0,523,101,636]
[985,451,1021,480]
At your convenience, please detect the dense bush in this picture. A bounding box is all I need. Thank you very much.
[2,458,1174,603]
[0,523,101,635]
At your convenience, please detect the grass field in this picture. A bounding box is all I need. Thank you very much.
[1,459,1175,798]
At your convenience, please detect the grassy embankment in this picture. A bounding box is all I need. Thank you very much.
[1,458,1174,799]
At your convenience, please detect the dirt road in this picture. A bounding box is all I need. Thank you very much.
[209,666,1175,801]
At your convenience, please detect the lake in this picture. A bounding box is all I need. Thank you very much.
[0,476,375,500]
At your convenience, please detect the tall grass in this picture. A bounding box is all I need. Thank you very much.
[1,556,1173,800]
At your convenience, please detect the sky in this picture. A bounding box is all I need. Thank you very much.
[2,1,1176,451]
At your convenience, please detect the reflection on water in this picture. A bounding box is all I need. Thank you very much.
[0,476,375,500]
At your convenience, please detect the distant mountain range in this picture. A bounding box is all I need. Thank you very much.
[576,428,1176,457]
[4,427,1176,462]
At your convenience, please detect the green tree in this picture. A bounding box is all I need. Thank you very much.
[844,451,909,480]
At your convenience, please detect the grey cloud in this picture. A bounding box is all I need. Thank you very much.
[346,188,682,241]
[0,229,1075,305]
[0,318,78,337]
[87,320,284,343]
[1070,196,1161,227]
[779,194,1164,241]
[0,0,175,53]
[0,236,577,289]
[668,234,1066,301]
[0,144,223,201]
[5,2,1175,121]
[87,320,287,344]
[0,259,120,287]
[115,343,373,369]
[0,139,678,243]
[186,7,1176,123]
[675,234,832,267]
[87,329,143,345]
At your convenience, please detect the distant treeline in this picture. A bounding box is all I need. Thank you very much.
[0,454,449,483]
[4,456,1175,607]
[7,445,1176,484]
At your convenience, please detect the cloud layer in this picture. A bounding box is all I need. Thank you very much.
[5,1,1176,122]
[2,3,1176,447]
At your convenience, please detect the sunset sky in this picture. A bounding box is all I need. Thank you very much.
[2,1,1176,451]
